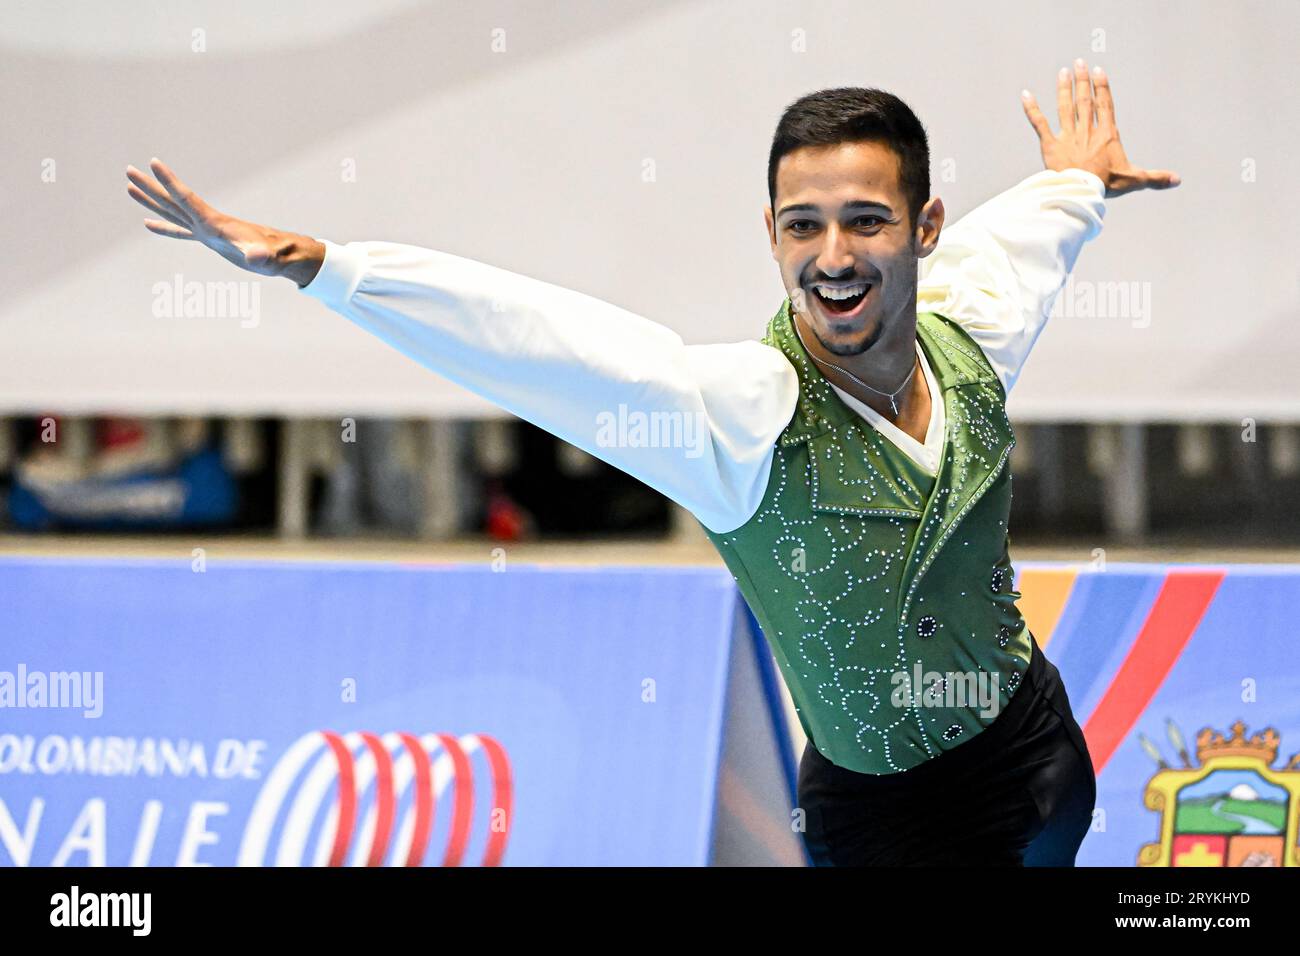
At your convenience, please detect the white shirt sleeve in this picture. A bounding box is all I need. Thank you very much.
[298,239,799,534]
[916,167,1107,395]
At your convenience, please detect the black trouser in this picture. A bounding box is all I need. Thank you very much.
[797,634,1097,866]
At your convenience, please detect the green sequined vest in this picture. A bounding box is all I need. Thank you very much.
[704,300,1033,775]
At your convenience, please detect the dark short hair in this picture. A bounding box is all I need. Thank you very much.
[767,87,930,229]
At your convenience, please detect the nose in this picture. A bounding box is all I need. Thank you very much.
[814,222,855,278]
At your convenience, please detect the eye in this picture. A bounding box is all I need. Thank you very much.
[854,216,885,228]
[788,220,816,234]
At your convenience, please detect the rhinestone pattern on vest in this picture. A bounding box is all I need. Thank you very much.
[703,300,1033,774]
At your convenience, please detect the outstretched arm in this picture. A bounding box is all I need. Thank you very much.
[917,58,1178,395]
[125,159,798,535]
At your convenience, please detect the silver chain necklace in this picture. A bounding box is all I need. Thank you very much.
[791,311,918,416]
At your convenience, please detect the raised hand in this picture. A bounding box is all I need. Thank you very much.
[1021,59,1181,198]
[126,158,323,286]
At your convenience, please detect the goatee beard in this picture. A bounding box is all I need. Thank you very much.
[805,313,883,357]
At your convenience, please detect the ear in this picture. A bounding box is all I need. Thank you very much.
[764,204,781,258]
[913,196,946,260]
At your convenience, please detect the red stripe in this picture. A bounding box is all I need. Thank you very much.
[321,732,358,868]
[436,734,474,867]
[398,733,436,867]
[360,733,395,866]
[475,735,514,867]
[1082,571,1224,775]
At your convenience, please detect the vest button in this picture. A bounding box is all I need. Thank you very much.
[943,723,963,740]
[916,615,937,638]
[991,567,1006,593]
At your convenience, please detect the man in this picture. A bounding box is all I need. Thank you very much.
[127,58,1178,865]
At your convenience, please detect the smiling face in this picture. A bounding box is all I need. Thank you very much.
[765,139,942,358]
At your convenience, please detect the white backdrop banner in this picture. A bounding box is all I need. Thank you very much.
[1,0,1294,421]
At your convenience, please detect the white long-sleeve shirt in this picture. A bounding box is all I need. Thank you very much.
[300,167,1106,534]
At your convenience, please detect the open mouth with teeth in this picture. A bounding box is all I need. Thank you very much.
[810,282,873,319]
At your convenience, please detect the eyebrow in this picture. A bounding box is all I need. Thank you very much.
[777,199,894,219]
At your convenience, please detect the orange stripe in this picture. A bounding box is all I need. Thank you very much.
[1015,567,1079,650]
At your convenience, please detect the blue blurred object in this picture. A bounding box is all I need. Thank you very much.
[6,444,237,530]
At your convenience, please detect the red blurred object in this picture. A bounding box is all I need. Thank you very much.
[97,417,147,451]
[483,480,534,541]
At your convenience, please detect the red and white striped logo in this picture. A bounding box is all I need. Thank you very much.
[238,731,512,866]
